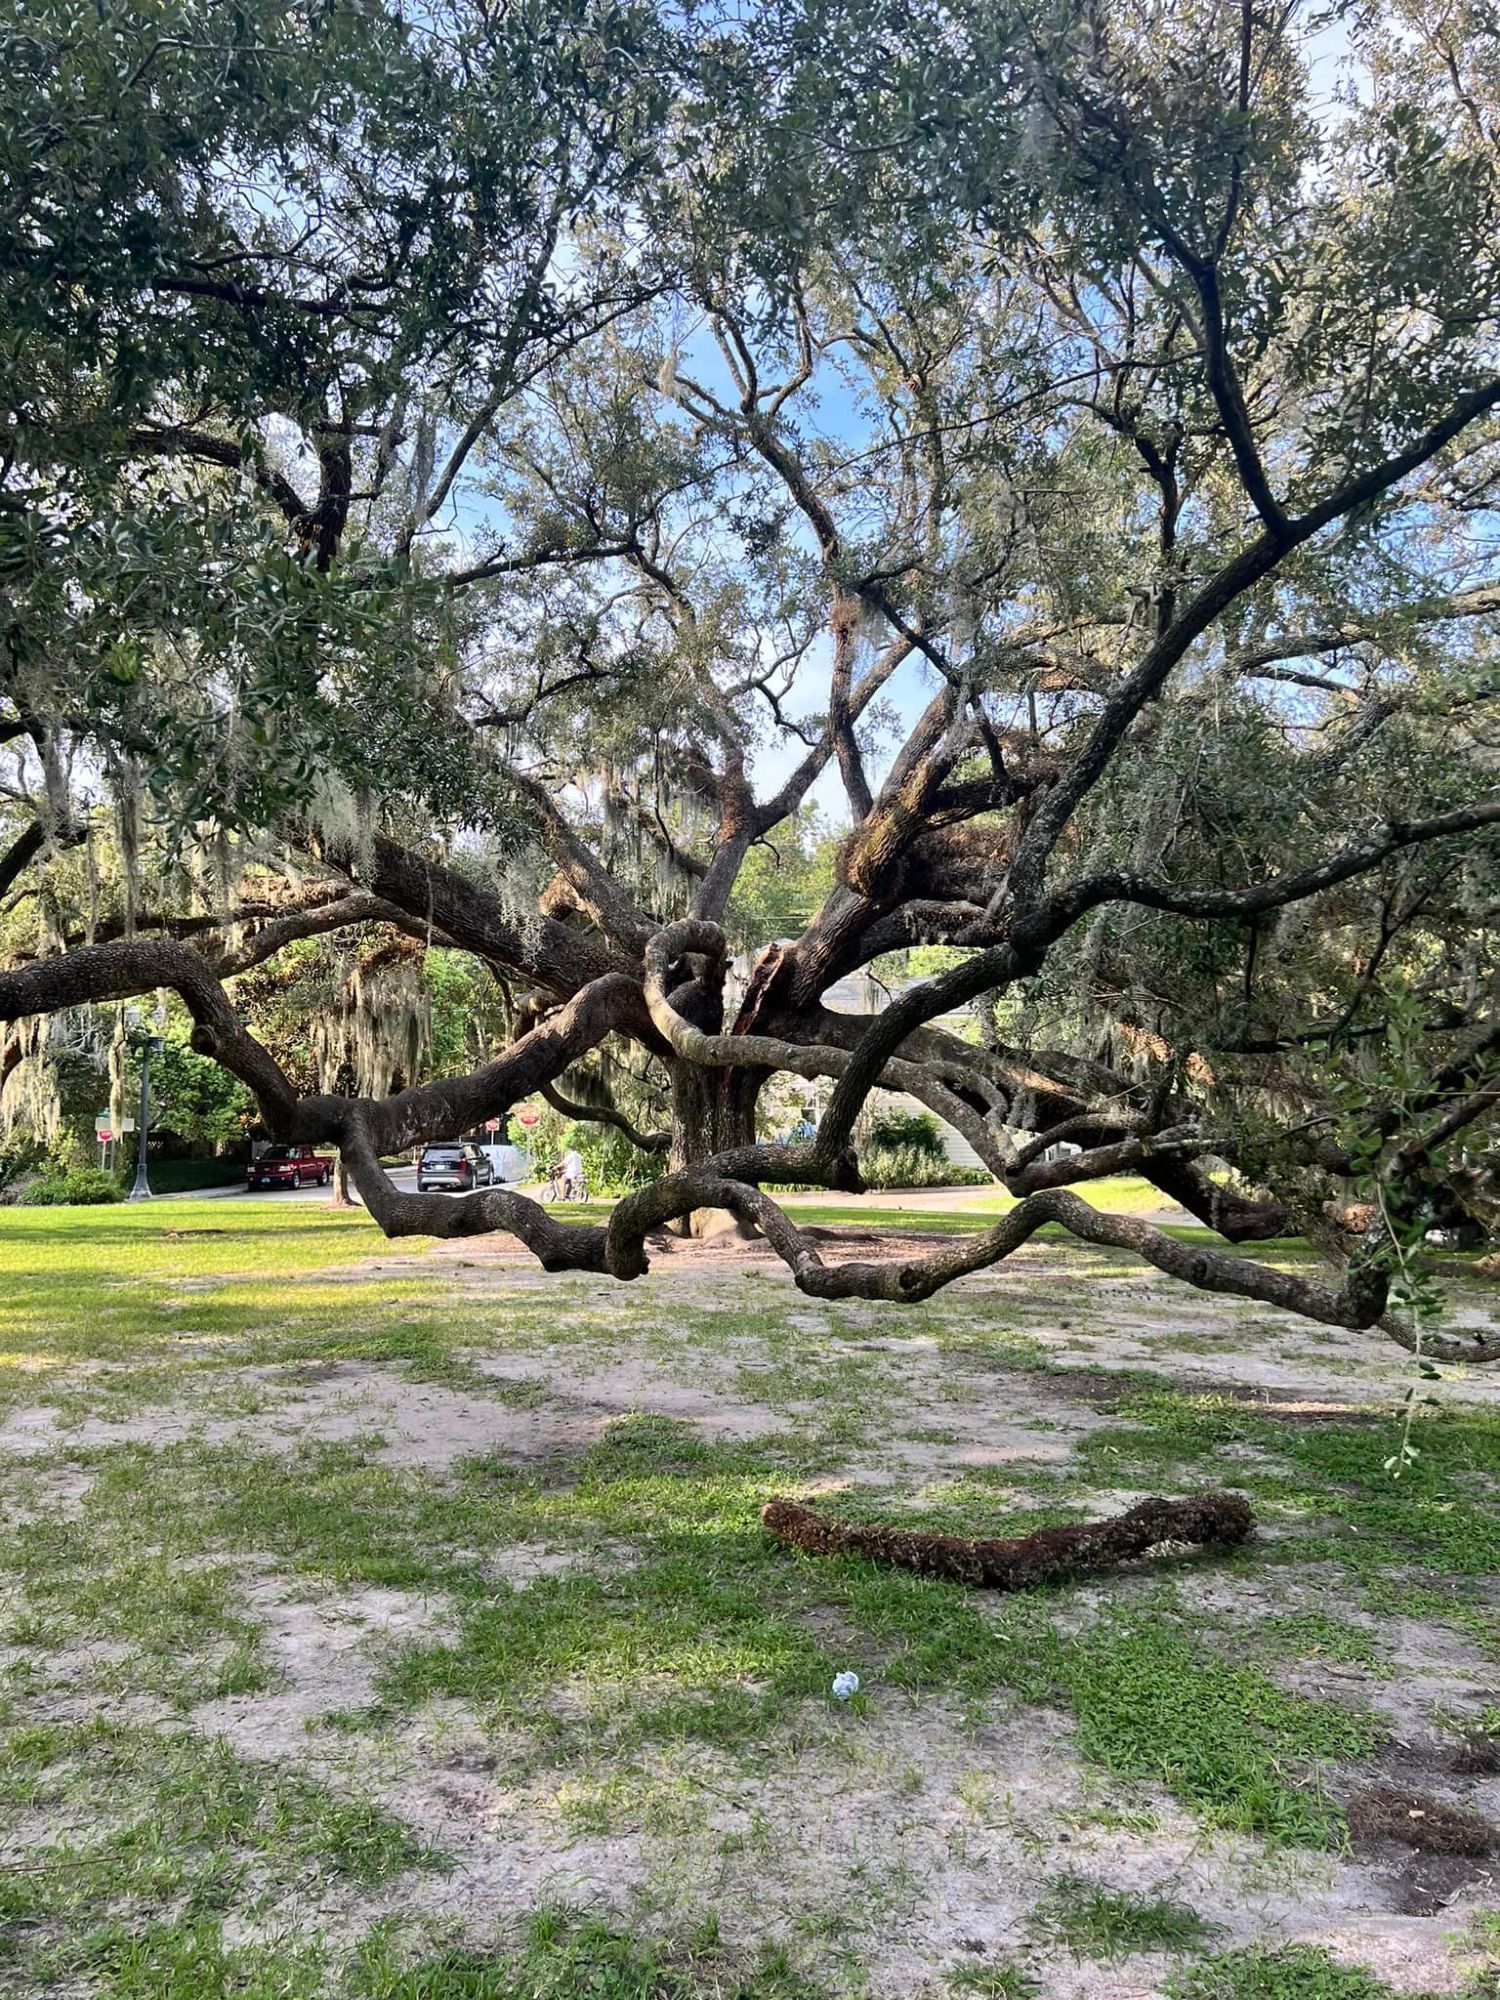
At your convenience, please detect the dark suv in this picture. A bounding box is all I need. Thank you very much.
[416,1142,494,1192]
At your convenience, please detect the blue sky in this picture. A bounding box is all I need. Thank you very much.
[419,4,1366,835]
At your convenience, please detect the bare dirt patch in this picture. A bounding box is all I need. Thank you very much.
[190,1570,457,1757]
[1346,1784,1494,1857]
[6,1234,1500,1993]
[0,1353,781,1468]
[287,1694,1495,1998]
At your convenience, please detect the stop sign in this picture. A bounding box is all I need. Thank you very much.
[516,1106,540,1128]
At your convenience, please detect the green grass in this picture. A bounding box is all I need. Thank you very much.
[5,1539,270,1703]
[0,1193,1325,1414]
[3,1406,1389,1835]
[0,1720,438,1986]
[1058,1619,1378,1842]
[1167,1946,1446,1999]
[365,1415,1378,1836]
[785,1174,1234,1219]
[1243,1613,1388,1675]
[918,1175,1201,1217]
[351,1909,817,1999]
[1029,1873,1217,1959]
[945,1963,1042,1997]
[2,1198,1494,1993]
[771,1200,990,1236]
[0,1904,822,2000]
[0,1200,426,1392]
[61,1921,329,2000]
[1071,1387,1500,1651]
[0,1197,397,1283]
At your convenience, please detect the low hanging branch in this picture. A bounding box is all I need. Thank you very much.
[761,1491,1256,1588]
[539,1078,671,1151]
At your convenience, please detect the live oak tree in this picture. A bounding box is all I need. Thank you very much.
[5,0,1500,1360]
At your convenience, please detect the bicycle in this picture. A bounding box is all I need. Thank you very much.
[540,1161,588,1203]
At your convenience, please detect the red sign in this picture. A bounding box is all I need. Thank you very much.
[516,1106,540,1128]
[485,1117,501,1133]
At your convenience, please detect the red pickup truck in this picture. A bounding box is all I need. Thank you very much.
[248,1144,333,1190]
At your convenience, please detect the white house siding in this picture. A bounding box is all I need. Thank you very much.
[937,1120,986,1170]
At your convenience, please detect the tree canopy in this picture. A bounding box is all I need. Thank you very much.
[4,0,1500,1358]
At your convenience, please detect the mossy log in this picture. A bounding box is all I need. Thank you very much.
[761,1491,1255,1589]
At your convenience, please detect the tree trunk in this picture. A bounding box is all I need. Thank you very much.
[330,1152,355,1208]
[669,1057,760,1239]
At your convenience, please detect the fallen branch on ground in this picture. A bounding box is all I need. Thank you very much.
[761,1491,1256,1588]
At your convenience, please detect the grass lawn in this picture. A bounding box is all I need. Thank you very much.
[521,1172,1200,1220]
[1,1200,1498,1997]
[830,1174,1187,1216]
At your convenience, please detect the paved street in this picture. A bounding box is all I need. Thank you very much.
[182,1165,530,1204]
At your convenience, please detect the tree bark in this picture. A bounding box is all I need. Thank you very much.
[668,1057,761,1237]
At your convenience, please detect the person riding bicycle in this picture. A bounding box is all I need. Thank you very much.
[558,1145,585,1201]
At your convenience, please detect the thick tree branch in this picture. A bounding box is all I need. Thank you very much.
[0,938,297,1121]
[0,819,47,901]
[511,772,659,957]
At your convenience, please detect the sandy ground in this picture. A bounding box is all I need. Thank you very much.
[3,1229,1499,1994]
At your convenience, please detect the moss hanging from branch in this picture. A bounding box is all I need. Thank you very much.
[0,1016,57,1144]
[310,936,431,1099]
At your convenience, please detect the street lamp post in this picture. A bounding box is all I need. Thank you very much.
[127,1030,165,1201]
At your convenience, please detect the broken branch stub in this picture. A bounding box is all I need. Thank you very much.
[761,1491,1256,1589]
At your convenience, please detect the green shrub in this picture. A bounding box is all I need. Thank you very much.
[0,1140,49,1197]
[860,1142,989,1190]
[18,1165,125,1206]
[566,1123,666,1196]
[867,1108,946,1158]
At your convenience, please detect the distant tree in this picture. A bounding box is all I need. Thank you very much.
[727,814,840,956]
[4,0,1500,1358]
[147,1025,256,1151]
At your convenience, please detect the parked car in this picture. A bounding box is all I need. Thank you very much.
[248,1144,332,1190]
[416,1142,495,1192]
